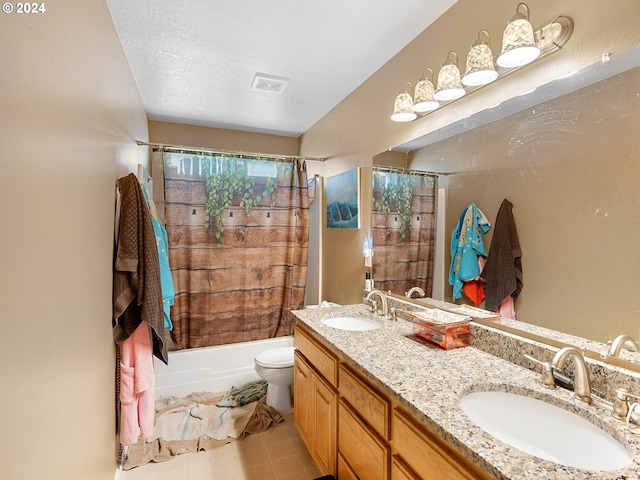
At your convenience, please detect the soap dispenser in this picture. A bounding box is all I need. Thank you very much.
[365,272,372,292]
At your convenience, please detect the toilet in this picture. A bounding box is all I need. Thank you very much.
[254,346,296,414]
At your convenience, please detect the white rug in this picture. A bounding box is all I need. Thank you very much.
[149,396,257,442]
[123,391,283,470]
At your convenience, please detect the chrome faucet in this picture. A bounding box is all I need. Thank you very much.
[389,307,405,321]
[607,334,639,358]
[405,286,425,298]
[366,290,388,317]
[552,347,592,403]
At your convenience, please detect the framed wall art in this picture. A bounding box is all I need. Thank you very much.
[326,168,360,229]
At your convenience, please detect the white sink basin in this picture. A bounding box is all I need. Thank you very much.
[459,391,632,471]
[321,316,381,331]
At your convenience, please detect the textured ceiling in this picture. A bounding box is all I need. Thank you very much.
[106,0,457,137]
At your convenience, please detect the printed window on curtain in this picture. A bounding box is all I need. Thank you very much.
[162,151,310,349]
[371,169,437,297]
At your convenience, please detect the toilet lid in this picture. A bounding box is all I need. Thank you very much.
[255,347,295,368]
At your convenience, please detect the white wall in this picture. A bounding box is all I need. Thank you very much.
[0,1,148,478]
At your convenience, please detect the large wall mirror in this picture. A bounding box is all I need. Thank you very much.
[373,43,640,368]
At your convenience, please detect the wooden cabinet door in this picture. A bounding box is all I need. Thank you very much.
[392,408,490,480]
[338,452,360,480]
[294,350,337,477]
[293,352,313,450]
[339,399,390,480]
[314,373,337,476]
[391,456,420,480]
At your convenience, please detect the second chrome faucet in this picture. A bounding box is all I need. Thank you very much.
[551,347,592,403]
[527,346,592,403]
[365,290,388,317]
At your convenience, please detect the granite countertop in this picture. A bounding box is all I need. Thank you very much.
[292,303,640,480]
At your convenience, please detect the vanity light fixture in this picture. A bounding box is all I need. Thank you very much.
[389,4,573,123]
[434,52,466,101]
[497,3,540,68]
[412,68,439,113]
[462,30,499,87]
[390,82,418,122]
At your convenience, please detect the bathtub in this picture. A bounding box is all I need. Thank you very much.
[153,336,295,398]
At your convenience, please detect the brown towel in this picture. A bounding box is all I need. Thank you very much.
[239,398,284,439]
[113,173,168,364]
[481,199,523,312]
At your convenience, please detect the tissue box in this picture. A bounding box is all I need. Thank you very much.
[407,309,471,350]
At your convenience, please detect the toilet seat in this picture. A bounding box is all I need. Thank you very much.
[255,347,295,369]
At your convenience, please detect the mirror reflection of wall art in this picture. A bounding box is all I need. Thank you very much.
[326,168,360,229]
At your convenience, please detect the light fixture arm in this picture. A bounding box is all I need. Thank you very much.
[512,2,531,22]
[420,68,434,82]
[475,29,491,47]
[443,51,459,68]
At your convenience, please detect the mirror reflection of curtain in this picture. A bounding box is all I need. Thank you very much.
[371,169,437,296]
[162,152,309,349]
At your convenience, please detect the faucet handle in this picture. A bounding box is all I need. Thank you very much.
[612,388,640,421]
[368,299,378,314]
[613,388,630,420]
[524,354,556,390]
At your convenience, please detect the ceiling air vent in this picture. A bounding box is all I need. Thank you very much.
[251,73,289,93]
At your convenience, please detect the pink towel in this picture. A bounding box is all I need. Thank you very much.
[120,322,155,445]
[498,295,516,320]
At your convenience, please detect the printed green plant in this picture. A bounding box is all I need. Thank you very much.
[203,158,279,241]
[373,172,415,241]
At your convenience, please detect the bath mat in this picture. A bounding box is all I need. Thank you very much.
[124,392,283,470]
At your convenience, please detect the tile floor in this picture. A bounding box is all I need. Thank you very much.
[122,412,322,480]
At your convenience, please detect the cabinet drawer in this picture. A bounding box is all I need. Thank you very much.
[339,399,390,480]
[392,408,490,480]
[295,324,338,387]
[339,363,390,439]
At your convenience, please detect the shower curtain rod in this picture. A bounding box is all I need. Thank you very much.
[373,165,446,177]
[136,140,326,162]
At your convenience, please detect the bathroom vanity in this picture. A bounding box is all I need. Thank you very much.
[292,301,640,479]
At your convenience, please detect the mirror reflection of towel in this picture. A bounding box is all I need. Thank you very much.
[481,199,523,313]
[449,203,491,301]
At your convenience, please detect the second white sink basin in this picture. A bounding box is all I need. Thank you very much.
[321,316,381,331]
[459,391,632,471]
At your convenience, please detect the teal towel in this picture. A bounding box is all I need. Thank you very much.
[216,380,268,408]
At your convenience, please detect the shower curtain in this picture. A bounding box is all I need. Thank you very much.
[162,151,309,349]
[371,169,437,296]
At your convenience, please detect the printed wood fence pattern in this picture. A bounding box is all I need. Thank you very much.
[372,173,436,296]
[164,162,309,349]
